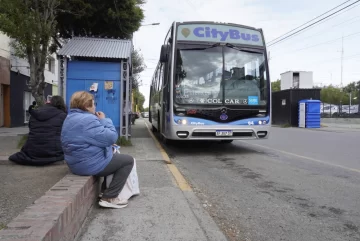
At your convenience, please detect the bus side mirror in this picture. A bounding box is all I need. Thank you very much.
[160,44,170,63]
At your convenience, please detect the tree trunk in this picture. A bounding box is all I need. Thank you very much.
[28,51,47,106]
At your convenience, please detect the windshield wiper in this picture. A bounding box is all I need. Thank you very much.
[225,43,263,54]
[181,43,221,51]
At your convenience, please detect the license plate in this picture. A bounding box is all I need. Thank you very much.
[215,130,233,136]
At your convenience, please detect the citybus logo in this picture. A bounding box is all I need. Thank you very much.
[181,27,260,42]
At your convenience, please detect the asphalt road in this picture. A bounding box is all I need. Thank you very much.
[155,125,360,241]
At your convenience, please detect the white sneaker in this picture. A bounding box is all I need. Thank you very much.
[113,197,128,205]
[99,198,128,209]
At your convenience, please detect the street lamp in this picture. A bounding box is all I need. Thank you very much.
[141,23,160,26]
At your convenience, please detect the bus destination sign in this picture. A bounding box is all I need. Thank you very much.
[177,23,264,46]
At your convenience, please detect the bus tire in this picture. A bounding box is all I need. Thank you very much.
[157,112,160,132]
[220,140,233,144]
[161,135,172,145]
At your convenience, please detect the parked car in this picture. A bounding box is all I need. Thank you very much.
[142,112,149,118]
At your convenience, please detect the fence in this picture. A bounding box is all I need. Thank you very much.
[321,102,360,118]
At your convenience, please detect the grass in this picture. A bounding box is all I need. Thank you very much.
[0,223,6,230]
[116,136,132,146]
[17,134,28,149]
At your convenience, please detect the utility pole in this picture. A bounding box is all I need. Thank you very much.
[341,34,344,88]
[339,34,344,112]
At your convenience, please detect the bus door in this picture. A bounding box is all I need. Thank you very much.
[161,63,170,136]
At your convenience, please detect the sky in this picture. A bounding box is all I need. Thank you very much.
[133,0,360,107]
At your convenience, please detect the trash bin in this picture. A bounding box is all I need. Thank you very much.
[298,100,321,128]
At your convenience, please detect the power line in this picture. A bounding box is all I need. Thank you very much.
[271,31,360,60]
[268,5,360,50]
[267,0,353,45]
[268,0,360,47]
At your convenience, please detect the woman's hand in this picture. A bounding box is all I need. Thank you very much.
[96,111,106,119]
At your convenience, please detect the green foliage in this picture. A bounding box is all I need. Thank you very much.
[144,107,149,112]
[271,80,281,92]
[133,89,145,112]
[0,0,145,105]
[131,49,146,90]
[0,223,6,230]
[0,0,59,105]
[17,134,28,149]
[320,81,360,105]
[116,136,132,146]
[56,0,145,39]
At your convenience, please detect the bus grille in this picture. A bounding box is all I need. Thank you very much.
[187,108,260,123]
[192,132,253,137]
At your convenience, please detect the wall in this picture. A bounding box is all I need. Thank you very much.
[52,84,58,96]
[281,71,314,90]
[10,53,58,85]
[280,72,292,90]
[299,72,313,89]
[10,71,52,127]
[0,33,10,59]
[66,61,121,132]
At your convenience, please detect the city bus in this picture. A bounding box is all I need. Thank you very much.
[149,21,271,143]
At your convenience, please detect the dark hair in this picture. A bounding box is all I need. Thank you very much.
[32,101,36,105]
[50,96,67,113]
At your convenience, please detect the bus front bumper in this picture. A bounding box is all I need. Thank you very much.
[167,124,270,140]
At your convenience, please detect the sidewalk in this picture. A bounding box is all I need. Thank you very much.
[0,126,69,229]
[77,119,227,241]
[0,126,29,159]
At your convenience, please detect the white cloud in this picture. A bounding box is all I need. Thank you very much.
[134,0,360,106]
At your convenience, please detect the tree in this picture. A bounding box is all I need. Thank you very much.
[133,89,145,112]
[271,79,281,92]
[131,49,146,90]
[0,0,145,105]
[56,0,144,40]
[0,0,60,104]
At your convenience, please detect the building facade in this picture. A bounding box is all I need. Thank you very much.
[0,32,57,127]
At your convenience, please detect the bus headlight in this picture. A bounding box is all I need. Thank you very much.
[176,119,187,125]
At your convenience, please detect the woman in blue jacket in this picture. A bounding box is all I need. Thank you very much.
[61,91,134,209]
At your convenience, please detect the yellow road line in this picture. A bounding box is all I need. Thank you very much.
[239,140,360,174]
[167,164,192,191]
[144,121,192,191]
[144,122,171,164]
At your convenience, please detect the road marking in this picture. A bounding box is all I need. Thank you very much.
[144,121,192,191]
[144,122,171,164]
[167,164,192,191]
[239,141,360,174]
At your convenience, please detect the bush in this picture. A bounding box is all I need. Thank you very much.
[17,134,28,149]
[116,136,132,146]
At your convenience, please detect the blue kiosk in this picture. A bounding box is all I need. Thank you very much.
[57,37,133,139]
[298,99,321,128]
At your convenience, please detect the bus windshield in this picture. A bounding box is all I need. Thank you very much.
[174,44,268,106]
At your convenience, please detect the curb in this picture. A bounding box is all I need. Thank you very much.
[0,174,99,241]
[144,121,192,191]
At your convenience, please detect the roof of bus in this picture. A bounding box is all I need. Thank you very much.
[175,21,262,32]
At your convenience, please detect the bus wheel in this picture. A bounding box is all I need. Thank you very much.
[220,140,233,144]
[161,136,172,145]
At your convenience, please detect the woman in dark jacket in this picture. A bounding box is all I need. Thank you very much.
[9,96,67,166]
